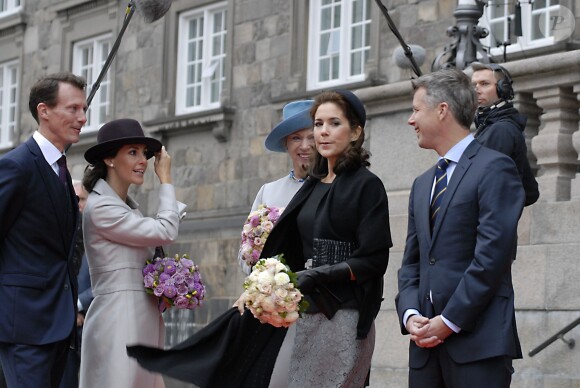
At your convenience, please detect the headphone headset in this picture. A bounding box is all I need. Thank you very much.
[489,63,514,101]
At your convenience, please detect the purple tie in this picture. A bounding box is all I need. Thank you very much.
[57,155,68,187]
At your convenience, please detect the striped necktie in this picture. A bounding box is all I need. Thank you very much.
[430,158,450,231]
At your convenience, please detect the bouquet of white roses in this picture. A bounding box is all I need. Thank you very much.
[241,254,307,328]
[240,204,284,267]
[143,253,206,312]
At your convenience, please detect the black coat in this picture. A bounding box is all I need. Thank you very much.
[261,165,392,338]
[474,102,539,206]
[127,166,392,387]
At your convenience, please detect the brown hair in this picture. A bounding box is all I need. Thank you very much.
[308,91,370,179]
[29,72,87,123]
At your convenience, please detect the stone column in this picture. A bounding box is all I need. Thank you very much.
[570,84,580,199]
[513,91,542,174]
[531,86,579,201]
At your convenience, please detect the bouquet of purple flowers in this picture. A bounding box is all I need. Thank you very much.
[143,253,206,312]
[240,204,284,267]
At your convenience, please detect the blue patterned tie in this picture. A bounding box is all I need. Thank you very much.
[430,158,450,231]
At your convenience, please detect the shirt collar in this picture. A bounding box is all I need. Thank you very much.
[442,133,475,164]
[33,131,64,165]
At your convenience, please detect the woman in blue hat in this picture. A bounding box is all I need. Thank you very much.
[238,100,314,274]
[236,100,314,387]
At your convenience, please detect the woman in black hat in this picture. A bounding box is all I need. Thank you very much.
[79,118,185,388]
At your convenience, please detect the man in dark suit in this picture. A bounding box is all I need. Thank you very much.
[396,69,525,388]
[0,72,87,387]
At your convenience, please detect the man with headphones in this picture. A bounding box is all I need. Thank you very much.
[470,62,539,207]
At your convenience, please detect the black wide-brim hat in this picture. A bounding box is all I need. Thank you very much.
[84,118,162,164]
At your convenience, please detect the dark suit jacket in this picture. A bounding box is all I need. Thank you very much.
[0,137,78,345]
[396,139,524,368]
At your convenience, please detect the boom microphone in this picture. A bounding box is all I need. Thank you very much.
[136,0,173,23]
[86,0,173,106]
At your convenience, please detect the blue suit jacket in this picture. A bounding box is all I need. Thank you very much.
[396,140,524,367]
[0,137,78,345]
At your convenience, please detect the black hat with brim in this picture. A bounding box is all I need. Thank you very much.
[84,118,162,164]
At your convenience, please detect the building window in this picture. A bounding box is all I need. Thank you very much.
[72,34,112,131]
[176,2,227,115]
[0,0,21,16]
[307,0,371,90]
[480,0,567,56]
[0,60,18,149]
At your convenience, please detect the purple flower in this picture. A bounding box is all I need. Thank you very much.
[143,263,156,276]
[177,283,189,296]
[250,215,261,227]
[173,273,185,284]
[153,285,164,297]
[159,272,171,283]
[163,284,177,298]
[188,297,199,309]
[174,296,190,309]
[164,260,177,275]
[144,273,155,288]
[180,258,194,268]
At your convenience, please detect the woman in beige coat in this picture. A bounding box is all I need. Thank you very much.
[79,119,185,388]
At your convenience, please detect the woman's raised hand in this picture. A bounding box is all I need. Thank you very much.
[154,146,172,184]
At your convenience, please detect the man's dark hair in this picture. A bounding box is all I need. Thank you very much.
[28,72,87,123]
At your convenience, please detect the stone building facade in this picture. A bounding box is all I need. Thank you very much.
[0,0,579,386]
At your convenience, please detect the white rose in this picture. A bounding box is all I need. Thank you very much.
[274,272,290,286]
[257,270,274,284]
[274,287,289,298]
[260,296,277,312]
[275,262,287,273]
[284,311,299,323]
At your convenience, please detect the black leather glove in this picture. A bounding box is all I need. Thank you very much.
[296,262,352,294]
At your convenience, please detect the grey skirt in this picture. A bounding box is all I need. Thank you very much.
[288,310,375,388]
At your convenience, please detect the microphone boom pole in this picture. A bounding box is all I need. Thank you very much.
[86,1,136,106]
[374,0,423,77]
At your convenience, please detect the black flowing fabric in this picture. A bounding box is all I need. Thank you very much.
[127,308,287,388]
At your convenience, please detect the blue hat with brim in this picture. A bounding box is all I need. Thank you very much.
[265,100,314,152]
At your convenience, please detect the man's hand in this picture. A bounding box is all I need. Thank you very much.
[423,315,453,342]
[406,315,443,349]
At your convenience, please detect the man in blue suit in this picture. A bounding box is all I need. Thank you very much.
[396,69,525,387]
[0,72,87,387]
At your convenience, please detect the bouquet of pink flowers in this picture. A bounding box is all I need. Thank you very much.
[240,204,284,267]
[143,253,206,312]
[241,255,307,328]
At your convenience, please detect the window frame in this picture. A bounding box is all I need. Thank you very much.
[307,0,372,90]
[72,33,113,132]
[0,59,19,149]
[479,1,561,56]
[175,1,228,116]
[0,0,21,18]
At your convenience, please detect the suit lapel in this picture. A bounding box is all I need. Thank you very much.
[27,139,74,252]
[417,169,435,238]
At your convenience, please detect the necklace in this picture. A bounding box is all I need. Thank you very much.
[289,170,305,183]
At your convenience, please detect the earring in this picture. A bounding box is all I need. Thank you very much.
[110,164,114,168]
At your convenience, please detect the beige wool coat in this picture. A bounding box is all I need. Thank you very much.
[79,179,185,388]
